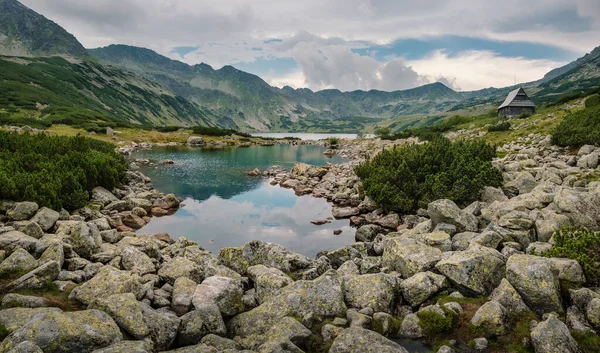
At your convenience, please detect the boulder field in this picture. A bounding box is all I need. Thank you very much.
[0,133,599,353]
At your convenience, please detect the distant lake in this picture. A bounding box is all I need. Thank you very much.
[249,132,366,140]
[132,145,354,257]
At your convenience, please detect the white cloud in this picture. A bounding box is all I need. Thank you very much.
[18,0,600,91]
[407,50,566,91]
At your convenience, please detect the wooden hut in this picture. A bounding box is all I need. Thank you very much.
[497,87,535,117]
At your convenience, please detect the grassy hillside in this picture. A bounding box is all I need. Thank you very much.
[0,0,87,58]
[0,56,221,130]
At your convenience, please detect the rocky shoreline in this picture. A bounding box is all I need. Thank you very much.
[0,133,599,353]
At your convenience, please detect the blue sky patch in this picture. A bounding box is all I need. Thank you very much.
[170,46,199,58]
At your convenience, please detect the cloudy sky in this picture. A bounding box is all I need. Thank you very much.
[20,0,600,92]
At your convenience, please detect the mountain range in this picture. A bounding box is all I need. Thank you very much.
[0,0,598,132]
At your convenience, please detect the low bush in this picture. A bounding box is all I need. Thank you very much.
[488,121,511,132]
[417,309,454,337]
[355,138,502,214]
[551,105,600,147]
[326,137,340,147]
[192,126,251,137]
[545,227,600,286]
[572,330,600,353]
[0,131,127,210]
[585,94,600,109]
[0,324,8,341]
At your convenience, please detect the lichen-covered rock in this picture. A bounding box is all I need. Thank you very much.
[489,278,530,314]
[75,266,144,306]
[120,246,155,275]
[506,255,562,315]
[382,239,442,278]
[0,231,39,253]
[436,246,505,296]
[566,306,595,335]
[427,199,478,232]
[400,271,447,307]
[218,240,310,275]
[321,243,368,269]
[554,188,600,230]
[330,327,408,353]
[586,298,600,330]
[0,248,38,277]
[4,341,44,353]
[12,222,43,240]
[158,257,203,285]
[247,265,293,304]
[200,334,241,351]
[504,172,537,196]
[172,277,197,316]
[0,308,61,333]
[530,314,583,353]
[91,340,153,353]
[1,294,49,309]
[177,306,226,346]
[399,314,424,339]
[470,301,507,336]
[7,202,39,221]
[192,276,244,317]
[355,224,385,242]
[55,221,102,259]
[90,293,179,350]
[228,270,345,341]
[257,316,311,352]
[91,187,119,207]
[343,273,400,313]
[88,293,148,339]
[7,261,60,291]
[0,309,122,353]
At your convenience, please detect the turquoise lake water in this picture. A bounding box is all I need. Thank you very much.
[133,145,354,257]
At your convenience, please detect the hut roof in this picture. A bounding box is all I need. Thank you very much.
[498,87,536,110]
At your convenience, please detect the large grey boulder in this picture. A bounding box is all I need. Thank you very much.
[355,224,385,242]
[342,273,400,313]
[554,187,600,230]
[0,309,122,353]
[1,294,49,309]
[6,202,39,221]
[436,246,505,296]
[92,187,118,207]
[89,293,180,350]
[330,327,408,353]
[91,340,153,353]
[400,271,447,307]
[186,136,205,146]
[7,261,60,291]
[218,240,311,275]
[55,221,102,259]
[75,266,144,306]
[0,248,38,277]
[470,301,507,336]
[0,308,62,333]
[504,172,537,196]
[0,231,39,253]
[489,278,530,314]
[120,246,155,275]
[158,257,203,285]
[228,270,345,342]
[192,276,244,317]
[506,255,562,315]
[247,265,293,304]
[172,276,197,316]
[382,239,442,278]
[12,221,43,240]
[530,314,583,353]
[427,199,478,232]
[176,306,226,346]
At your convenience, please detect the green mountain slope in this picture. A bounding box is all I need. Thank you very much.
[0,56,219,128]
[0,0,87,58]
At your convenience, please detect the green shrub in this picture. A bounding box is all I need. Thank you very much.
[355,138,502,214]
[326,137,340,147]
[374,127,391,139]
[585,94,600,109]
[191,126,251,137]
[416,309,454,337]
[0,324,8,340]
[488,121,511,132]
[545,227,600,286]
[0,131,127,210]
[551,105,600,147]
[572,330,600,353]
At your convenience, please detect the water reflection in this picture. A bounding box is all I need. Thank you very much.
[133,145,352,257]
